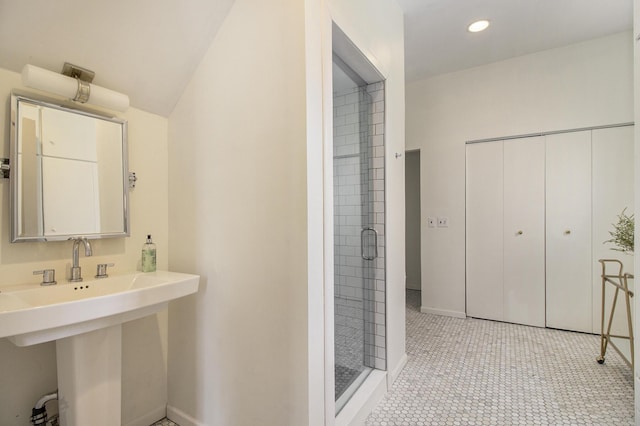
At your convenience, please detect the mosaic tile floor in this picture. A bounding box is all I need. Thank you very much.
[153,290,633,425]
[365,290,634,426]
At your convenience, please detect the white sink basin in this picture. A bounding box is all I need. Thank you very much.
[0,270,199,346]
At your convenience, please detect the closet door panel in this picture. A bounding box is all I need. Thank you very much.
[466,142,503,321]
[546,131,592,333]
[592,126,634,335]
[503,137,546,327]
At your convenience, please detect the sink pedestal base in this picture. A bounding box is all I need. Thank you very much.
[56,324,122,426]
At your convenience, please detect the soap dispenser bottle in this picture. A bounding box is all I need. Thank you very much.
[141,234,157,272]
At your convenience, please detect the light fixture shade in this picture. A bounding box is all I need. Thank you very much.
[468,20,490,33]
[21,64,129,112]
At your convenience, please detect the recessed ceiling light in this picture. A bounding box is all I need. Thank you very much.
[468,20,490,33]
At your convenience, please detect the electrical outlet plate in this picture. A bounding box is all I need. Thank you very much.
[437,217,449,228]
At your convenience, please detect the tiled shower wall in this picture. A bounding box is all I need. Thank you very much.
[333,81,386,377]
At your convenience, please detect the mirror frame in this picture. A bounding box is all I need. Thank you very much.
[9,91,130,242]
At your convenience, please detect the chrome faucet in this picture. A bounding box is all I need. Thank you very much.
[69,237,92,282]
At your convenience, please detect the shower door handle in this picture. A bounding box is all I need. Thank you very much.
[361,227,378,261]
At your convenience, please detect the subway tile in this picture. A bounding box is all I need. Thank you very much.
[334,145,350,157]
[374,313,385,325]
[345,133,359,145]
[346,256,363,268]
[336,123,356,137]
[345,92,359,104]
[346,216,362,226]
[374,358,386,370]
[336,103,356,116]
[368,87,383,102]
[333,95,346,106]
[369,82,384,92]
[371,157,384,170]
[372,135,384,147]
[333,135,346,147]
[345,112,360,125]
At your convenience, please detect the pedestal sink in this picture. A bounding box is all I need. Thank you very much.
[0,270,199,426]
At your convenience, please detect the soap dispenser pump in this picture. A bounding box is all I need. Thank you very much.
[141,234,156,272]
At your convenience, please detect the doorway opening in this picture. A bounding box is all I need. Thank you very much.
[405,150,421,292]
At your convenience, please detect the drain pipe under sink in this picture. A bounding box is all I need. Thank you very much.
[31,390,58,426]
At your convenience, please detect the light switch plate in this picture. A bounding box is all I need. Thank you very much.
[427,217,436,227]
[437,217,449,228]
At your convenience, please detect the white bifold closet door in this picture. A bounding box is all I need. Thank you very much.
[503,137,545,327]
[466,136,545,327]
[466,141,503,322]
[545,131,592,333]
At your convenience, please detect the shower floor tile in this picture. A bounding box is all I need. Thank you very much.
[335,363,363,399]
[365,289,634,426]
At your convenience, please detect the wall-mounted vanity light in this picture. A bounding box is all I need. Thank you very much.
[21,63,129,112]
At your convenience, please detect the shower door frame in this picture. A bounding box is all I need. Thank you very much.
[322,15,387,423]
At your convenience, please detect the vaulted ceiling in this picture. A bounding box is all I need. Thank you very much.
[0,1,633,116]
[0,0,235,116]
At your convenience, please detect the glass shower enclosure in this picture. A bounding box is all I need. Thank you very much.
[332,54,386,413]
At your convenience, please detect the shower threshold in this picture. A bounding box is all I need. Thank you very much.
[335,366,373,414]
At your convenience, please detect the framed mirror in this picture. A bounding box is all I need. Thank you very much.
[9,92,130,242]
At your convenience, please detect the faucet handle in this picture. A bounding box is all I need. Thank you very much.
[33,269,57,286]
[95,263,115,279]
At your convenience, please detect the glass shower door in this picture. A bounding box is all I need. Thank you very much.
[333,59,386,413]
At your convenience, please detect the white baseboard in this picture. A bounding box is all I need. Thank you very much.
[123,405,166,426]
[167,405,205,426]
[335,370,387,426]
[420,306,467,319]
[387,353,408,388]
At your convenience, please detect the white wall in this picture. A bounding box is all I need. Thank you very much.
[0,68,171,426]
[406,32,634,317]
[166,0,309,424]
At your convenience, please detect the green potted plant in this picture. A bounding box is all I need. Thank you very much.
[605,208,634,254]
